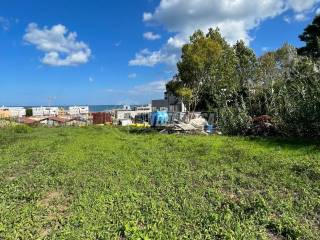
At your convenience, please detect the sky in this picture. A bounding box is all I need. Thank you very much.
[1,0,320,106]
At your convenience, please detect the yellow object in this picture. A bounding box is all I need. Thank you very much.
[129,123,150,128]
[0,110,10,119]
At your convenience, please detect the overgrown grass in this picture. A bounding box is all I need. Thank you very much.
[0,126,319,239]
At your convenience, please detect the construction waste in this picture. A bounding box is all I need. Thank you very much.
[159,115,221,135]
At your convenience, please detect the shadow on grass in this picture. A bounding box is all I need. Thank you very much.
[244,135,320,151]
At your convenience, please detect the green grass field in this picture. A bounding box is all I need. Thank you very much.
[0,126,319,239]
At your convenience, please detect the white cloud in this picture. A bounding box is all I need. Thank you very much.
[128,73,137,78]
[23,23,91,66]
[102,80,167,104]
[288,0,319,12]
[129,48,178,67]
[143,12,153,22]
[130,80,167,94]
[283,15,292,23]
[0,16,10,31]
[143,31,161,40]
[316,8,320,15]
[294,13,308,21]
[130,0,320,67]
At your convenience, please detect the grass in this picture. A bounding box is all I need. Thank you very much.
[0,126,319,239]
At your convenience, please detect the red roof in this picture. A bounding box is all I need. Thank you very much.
[22,118,41,124]
[47,116,73,123]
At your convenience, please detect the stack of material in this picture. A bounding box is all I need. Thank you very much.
[189,117,208,131]
[161,116,208,134]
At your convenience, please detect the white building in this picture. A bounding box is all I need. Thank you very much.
[0,107,26,118]
[114,104,152,120]
[68,106,89,116]
[32,107,59,117]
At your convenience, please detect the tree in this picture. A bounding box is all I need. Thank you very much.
[176,87,193,112]
[298,14,320,59]
[233,40,258,111]
[177,29,223,112]
[205,29,237,110]
[26,108,33,117]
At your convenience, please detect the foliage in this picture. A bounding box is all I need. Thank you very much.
[0,127,319,239]
[168,18,320,137]
[218,98,252,135]
[26,108,33,117]
[176,87,193,112]
[176,29,223,112]
[298,14,320,59]
[275,57,320,137]
[11,124,32,133]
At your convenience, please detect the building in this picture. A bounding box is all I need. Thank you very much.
[91,112,112,125]
[32,107,59,117]
[0,109,10,119]
[38,116,71,126]
[21,117,42,126]
[69,106,89,116]
[0,107,26,118]
[114,104,152,121]
[152,92,186,112]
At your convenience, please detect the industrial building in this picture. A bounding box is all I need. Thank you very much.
[152,92,186,112]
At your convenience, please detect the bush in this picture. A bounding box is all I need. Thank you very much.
[12,125,32,134]
[275,58,320,137]
[218,106,251,135]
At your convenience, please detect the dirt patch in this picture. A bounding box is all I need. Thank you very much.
[39,190,63,207]
[266,230,283,240]
[38,189,70,238]
[5,176,17,181]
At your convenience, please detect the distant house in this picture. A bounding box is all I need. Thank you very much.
[114,104,152,121]
[69,106,89,116]
[152,92,186,112]
[67,118,89,126]
[21,117,42,126]
[91,112,112,125]
[0,109,10,119]
[32,107,59,117]
[0,107,26,118]
[39,116,71,126]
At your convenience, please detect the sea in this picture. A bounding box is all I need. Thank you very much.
[21,105,123,113]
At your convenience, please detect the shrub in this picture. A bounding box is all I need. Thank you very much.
[218,105,251,135]
[12,125,32,134]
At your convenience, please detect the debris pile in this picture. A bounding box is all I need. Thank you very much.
[160,115,218,135]
[249,115,276,136]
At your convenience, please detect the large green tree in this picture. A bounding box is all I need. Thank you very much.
[233,40,258,106]
[175,29,223,112]
[298,14,320,59]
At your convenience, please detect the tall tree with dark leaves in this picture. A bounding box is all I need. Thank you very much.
[233,40,258,105]
[298,14,320,59]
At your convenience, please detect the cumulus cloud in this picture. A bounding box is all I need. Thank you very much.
[102,80,167,104]
[0,16,10,31]
[129,48,177,67]
[143,31,161,40]
[130,0,320,67]
[294,13,308,21]
[130,80,167,94]
[23,23,91,66]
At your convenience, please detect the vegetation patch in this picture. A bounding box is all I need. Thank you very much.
[0,127,319,239]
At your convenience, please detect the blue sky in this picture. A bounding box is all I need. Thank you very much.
[0,0,319,106]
